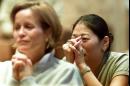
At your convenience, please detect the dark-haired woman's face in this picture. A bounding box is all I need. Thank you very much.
[72,23,104,62]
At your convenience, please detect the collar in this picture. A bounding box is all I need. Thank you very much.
[33,52,54,74]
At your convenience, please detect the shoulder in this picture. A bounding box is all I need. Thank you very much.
[0,61,12,70]
[107,52,129,68]
[110,52,128,57]
[55,57,78,71]
[0,61,12,75]
[49,58,83,85]
[0,61,12,67]
[108,52,129,62]
[43,52,79,72]
[52,57,81,76]
[107,52,129,75]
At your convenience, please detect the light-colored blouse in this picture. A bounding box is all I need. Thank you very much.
[0,52,83,86]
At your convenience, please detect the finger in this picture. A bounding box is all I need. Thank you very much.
[11,55,17,65]
[69,45,85,58]
[69,45,86,64]
[67,39,74,45]
[12,60,25,80]
[15,59,26,65]
[26,59,32,67]
[75,36,82,42]
[69,45,78,55]
[74,40,82,48]
[14,50,32,67]
[67,36,81,45]
[13,60,26,80]
[13,53,29,64]
[13,60,26,70]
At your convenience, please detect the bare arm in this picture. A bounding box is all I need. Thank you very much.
[62,38,129,86]
[110,75,128,86]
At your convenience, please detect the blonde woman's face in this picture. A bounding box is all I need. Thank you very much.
[13,9,47,56]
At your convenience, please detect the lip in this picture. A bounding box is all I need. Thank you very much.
[17,40,29,45]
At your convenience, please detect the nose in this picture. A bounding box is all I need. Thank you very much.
[75,36,82,41]
[18,27,26,38]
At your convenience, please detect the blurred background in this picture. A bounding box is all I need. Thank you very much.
[0,0,129,61]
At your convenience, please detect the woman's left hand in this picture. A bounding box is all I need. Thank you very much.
[11,52,32,81]
[63,36,86,66]
[69,39,86,67]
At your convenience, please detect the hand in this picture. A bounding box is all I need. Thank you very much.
[11,51,32,81]
[62,43,74,63]
[63,36,86,65]
[69,42,86,66]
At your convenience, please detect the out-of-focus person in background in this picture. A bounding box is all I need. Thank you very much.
[54,28,72,59]
[0,1,83,86]
[63,14,129,86]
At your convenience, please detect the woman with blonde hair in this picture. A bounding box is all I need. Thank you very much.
[0,1,83,86]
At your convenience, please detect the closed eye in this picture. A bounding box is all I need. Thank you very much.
[24,24,34,30]
[14,24,20,31]
[81,37,89,42]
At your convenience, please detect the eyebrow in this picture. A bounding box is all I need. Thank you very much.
[72,33,90,37]
[81,33,90,36]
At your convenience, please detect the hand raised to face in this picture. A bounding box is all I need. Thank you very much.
[62,36,86,65]
[11,51,32,81]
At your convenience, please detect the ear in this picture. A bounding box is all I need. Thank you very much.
[44,28,52,41]
[101,36,109,52]
[45,27,52,37]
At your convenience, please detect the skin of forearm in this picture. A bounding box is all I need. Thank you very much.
[83,71,103,86]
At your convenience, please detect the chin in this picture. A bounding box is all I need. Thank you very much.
[17,47,29,52]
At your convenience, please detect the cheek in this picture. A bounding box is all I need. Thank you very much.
[82,42,93,52]
[13,31,16,37]
[82,41,99,53]
[31,31,45,45]
[13,32,18,41]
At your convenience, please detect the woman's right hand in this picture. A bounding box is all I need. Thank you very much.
[62,42,74,63]
[62,36,85,64]
[11,51,32,81]
[63,37,87,68]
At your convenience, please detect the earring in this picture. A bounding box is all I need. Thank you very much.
[46,37,55,50]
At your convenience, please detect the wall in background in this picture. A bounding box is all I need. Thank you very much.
[60,0,129,52]
[0,0,129,61]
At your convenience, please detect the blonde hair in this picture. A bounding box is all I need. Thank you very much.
[10,1,62,52]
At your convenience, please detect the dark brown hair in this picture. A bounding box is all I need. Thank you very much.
[72,14,113,57]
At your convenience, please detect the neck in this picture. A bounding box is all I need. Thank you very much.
[88,60,101,76]
[31,51,44,65]
[18,47,45,65]
[86,55,103,77]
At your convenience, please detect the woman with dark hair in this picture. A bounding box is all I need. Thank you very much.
[0,1,83,86]
[63,14,129,86]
